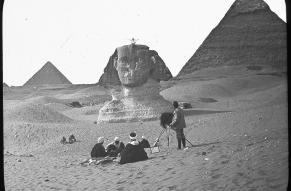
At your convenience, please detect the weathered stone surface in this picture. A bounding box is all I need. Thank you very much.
[98,79,173,123]
[177,0,287,77]
[98,43,173,123]
[98,45,172,86]
[23,61,72,86]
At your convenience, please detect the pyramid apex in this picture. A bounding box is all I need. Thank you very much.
[44,61,55,67]
[45,61,53,64]
[228,0,270,16]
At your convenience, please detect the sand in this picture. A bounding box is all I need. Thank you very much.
[3,67,288,190]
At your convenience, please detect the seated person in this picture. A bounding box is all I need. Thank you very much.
[139,136,151,148]
[119,132,148,165]
[69,134,76,144]
[60,136,67,144]
[90,137,107,158]
[106,137,125,157]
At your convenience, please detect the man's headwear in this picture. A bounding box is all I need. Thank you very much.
[173,101,179,108]
[129,132,137,140]
[142,135,146,139]
[98,137,104,143]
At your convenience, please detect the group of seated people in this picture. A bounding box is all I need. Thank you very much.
[60,134,77,144]
[90,132,151,164]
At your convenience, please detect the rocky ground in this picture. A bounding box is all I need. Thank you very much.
[3,66,288,190]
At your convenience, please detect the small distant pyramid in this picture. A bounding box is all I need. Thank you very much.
[177,0,286,77]
[3,82,9,88]
[23,61,72,86]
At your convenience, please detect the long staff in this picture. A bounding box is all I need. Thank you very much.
[153,128,167,147]
[185,138,194,147]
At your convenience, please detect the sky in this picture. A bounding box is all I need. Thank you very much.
[3,0,286,86]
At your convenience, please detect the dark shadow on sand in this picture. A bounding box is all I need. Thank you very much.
[183,109,230,116]
[190,141,221,148]
[148,154,169,160]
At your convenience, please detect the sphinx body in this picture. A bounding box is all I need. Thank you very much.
[98,44,173,123]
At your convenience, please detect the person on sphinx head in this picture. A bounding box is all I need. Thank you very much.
[68,134,76,144]
[106,137,125,157]
[139,135,151,149]
[90,137,107,158]
[119,132,148,164]
[168,101,188,150]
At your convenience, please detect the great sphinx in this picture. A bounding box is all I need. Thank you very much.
[98,43,173,123]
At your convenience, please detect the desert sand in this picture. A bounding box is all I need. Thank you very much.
[3,65,288,191]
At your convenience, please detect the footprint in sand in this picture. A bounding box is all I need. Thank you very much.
[211,174,222,179]
[237,172,244,177]
[220,154,229,159]
[258,169,267,176]
[162,177,172,181]
[236,159,244,167]
[168,185,178,190]
[232,178,240,186]
[178,160,186,166]
[165,167,173,172]
[143,164,149,168]
[116,180,127,184]
[135,171,144,179]
[211,168,220,173]
[160,156,167,160]
[221,160,230,164]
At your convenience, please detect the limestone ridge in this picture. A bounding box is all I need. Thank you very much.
[98,47,173,86]
[177,0,287,77]
[23,61,72,86]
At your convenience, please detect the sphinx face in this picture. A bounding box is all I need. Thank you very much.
[115,44,154,87]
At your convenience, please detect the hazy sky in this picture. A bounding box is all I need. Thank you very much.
[3,0,286,86]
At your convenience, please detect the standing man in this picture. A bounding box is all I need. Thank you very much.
[169,101,187,150]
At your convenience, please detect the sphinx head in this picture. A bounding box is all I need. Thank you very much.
[114,44,157,87]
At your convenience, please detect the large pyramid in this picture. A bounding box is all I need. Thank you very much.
[177,0,286,77]
[23,61,72,86]
[98,48,173,86]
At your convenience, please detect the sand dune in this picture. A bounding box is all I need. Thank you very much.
[4,101,74,123]
[25,96,66,104]
[161,70,285,110]
[54,86,111,106]
[3,70,288,190]
[4,122,79,155]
